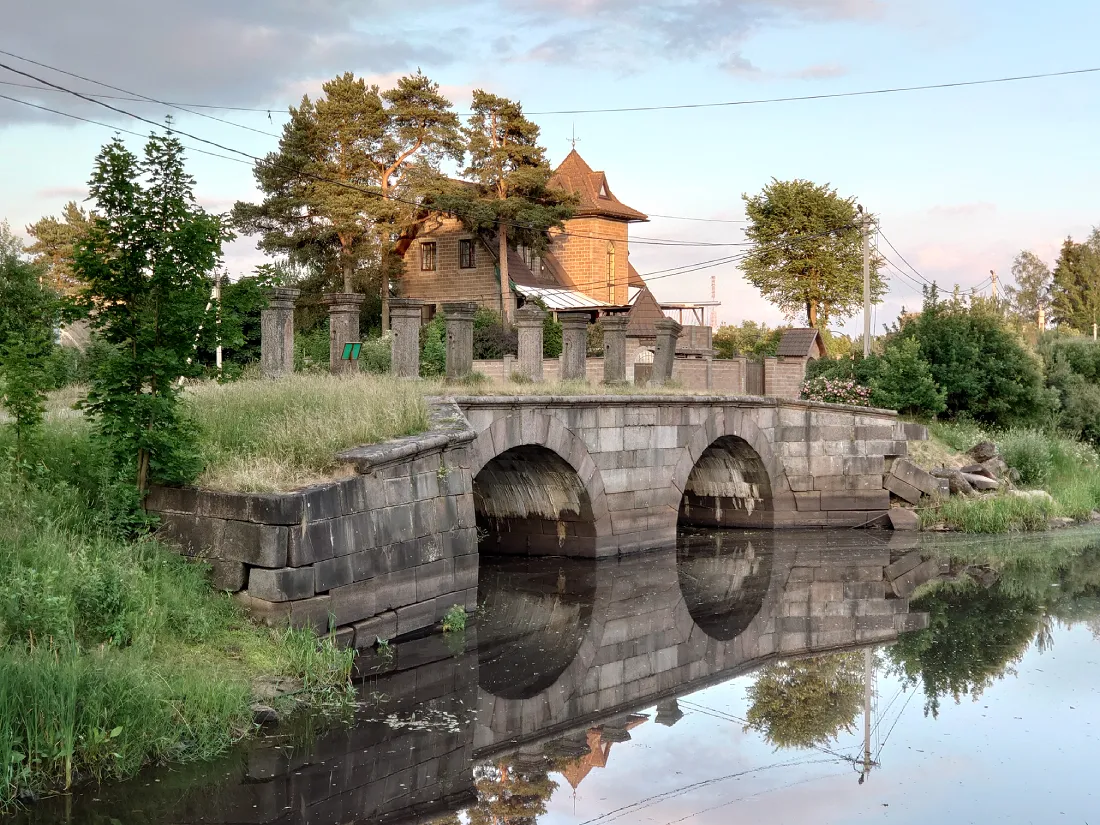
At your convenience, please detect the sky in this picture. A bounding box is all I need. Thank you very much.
[3,0,1100,336]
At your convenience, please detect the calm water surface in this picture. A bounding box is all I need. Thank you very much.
[15,528,1100,824]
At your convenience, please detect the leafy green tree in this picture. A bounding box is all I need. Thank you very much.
[233,71,461,326]
[898,288,1051,426]
[25,201,96,295]
[196,272,278,375]
[1049,232,1100,334]
[873,337,946,417]
[0,223,59,457]
[1005,249,1051,331]
[467,759,558,825]
[741,180,885,328]
[744,652,865,749]
[439,91,573,322]
[889,582,1041,717]
[713,320,787,358]
[72,132,230,494]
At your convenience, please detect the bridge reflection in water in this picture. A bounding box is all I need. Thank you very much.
[24,532,932,825]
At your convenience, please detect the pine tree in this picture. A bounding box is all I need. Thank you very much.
[1049,232,1100,334]
[232,72,460,327]
[741,179,885,328]
[25,201,97,295]
[441,91,573,322]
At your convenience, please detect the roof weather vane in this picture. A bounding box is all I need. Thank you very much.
[570,123,581,149]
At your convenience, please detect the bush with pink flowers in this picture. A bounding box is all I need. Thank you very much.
[800,376,873,406]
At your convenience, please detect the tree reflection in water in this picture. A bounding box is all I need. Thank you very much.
[743,652,865,750]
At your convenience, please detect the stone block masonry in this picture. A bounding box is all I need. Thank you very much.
[148,399,478,642]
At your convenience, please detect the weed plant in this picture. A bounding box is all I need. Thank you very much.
[0,423,353,807]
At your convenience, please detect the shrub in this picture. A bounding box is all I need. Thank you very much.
[898,290,1050,427]
[473,308,517,359]
[997,428,1054,485]
[800,376,872,406]
[713,321,786,358]
[359,334,391,374]
[419,313,446,377]
[294,323,331,373]
[873,338,946,417]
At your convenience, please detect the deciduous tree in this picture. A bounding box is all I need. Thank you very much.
[741,179,885,328]
[0,222,58,457]
[73,132,230,495]
[1005,249,1051,329]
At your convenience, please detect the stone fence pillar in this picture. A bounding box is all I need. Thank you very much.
[515,304,546,382]
[389,299,424,378]
[260,287,299,379]
[443,302,477,381]
[601,315,629,385]
[558,311,589,383]
[322,292,364,376]
[651,318,682,386]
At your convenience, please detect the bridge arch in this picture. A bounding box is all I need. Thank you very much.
[668,409,793,529]
[468,410,612,555]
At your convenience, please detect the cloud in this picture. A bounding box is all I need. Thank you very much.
[787,62,849,80]
[0,0,456,127]
[36,186,88,202]
[512,0,883,69]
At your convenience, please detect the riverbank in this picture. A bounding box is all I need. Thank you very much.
[0,424,356,809]
[911,420,1100,533]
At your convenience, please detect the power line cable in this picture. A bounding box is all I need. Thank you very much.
[878,229,934,285]
[0,77,285,114]
[0,49,281,138]
[521,66,1100,115]
[0,93,254,166]
[6,62,1100,118]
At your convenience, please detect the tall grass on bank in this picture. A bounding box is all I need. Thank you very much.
[185,374,430,492]
[924,420,1100,532]
[0,427,354,808]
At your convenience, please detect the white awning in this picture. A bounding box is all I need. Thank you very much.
[513,283,611,310]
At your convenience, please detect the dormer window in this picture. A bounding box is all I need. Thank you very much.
[598,181,609,198]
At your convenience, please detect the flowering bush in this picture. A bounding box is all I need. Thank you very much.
[800,376,873,406]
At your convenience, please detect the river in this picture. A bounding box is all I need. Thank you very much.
[13,527,1100,824]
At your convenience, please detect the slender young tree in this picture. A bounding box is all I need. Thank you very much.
[741,179,885,328]
[0,222,58,458]
[457,91,573,322]
[73,132,230,495]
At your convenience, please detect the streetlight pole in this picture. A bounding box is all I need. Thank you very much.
[861,208,871,357]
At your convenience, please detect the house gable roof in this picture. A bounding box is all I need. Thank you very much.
[550,149,648,222]
[776,328,826,358]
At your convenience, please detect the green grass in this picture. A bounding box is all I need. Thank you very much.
[0,425,354,808]
[184,374,430,492]
[921,420,1100,532]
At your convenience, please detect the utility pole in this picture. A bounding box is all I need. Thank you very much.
[1038,302,1045,332]
[861,645,874,784]
[710,275,718,330]
[861,208,871,357]
[214,270,223,374]
[990,269,999,303]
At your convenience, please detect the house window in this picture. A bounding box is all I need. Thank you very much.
[607,242,616,299]
[420,242,436,271]
[459,239,475,269]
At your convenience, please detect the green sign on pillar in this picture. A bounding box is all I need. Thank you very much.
[341,342,362,361]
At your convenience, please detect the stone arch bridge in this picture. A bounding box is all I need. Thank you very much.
[151,394,927,644]
[460,394,926,556]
